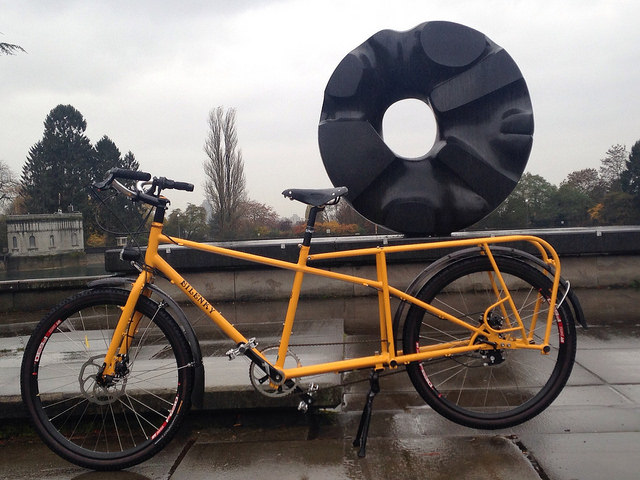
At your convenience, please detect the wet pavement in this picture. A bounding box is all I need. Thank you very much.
[1,318,640,479]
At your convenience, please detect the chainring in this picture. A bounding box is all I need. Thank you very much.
[249,346,301,397]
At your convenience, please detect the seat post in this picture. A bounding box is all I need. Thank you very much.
[302,206,322,247]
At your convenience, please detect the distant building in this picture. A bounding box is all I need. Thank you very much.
[6,212,84,257]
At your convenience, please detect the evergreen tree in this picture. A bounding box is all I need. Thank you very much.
[619,139,640,219]
[121,151,140,171]
[621,140,640,197]
[20,105,141,244]
[91,137,145,244]
[21,105,95,214]
[94,135,122,175]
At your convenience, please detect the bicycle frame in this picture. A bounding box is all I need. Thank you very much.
[101,220,562,384]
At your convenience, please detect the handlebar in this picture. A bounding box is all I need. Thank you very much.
[93,168,194,208]
[93,168,151,189]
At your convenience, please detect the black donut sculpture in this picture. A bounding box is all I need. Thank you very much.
[318,21,534,235]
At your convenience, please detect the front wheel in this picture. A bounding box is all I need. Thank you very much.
[402,255,576,429]
[20,288,194,470]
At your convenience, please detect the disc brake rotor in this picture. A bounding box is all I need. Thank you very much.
[79,354,127,405]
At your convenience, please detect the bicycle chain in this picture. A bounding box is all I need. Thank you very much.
[268,338,406,392]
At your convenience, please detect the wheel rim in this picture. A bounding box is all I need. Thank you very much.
[408,260,570,419]
[28,298,184,458]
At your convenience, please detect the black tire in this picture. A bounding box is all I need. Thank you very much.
[403,255,576,429]
[20,288,194,470]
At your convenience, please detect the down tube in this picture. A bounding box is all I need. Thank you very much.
[152,254,250,345]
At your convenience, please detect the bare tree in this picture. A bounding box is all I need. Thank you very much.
[561,168,606,202]
[324,201,382,234]
[203,107,247,238]
[0,160,18,212]
[599,144,628,191]
[0,33,25,55]
[0,43,24,55]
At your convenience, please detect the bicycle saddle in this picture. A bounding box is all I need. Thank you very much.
[282,186,348,207]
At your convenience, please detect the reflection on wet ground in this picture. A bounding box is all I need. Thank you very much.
[576,323,640,359]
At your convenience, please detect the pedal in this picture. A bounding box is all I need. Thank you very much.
[225,338,258,360]
[297,383,319,412]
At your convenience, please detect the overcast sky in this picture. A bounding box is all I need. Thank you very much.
[2,0,639,218]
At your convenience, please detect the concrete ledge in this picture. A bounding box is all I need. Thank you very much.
[104,226,640,273]
[0,275,108,313]
[0,318,346,419]
[3,228,640,313]
[99,227,640,303]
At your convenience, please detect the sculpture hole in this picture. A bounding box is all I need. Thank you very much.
[382,98,437,160]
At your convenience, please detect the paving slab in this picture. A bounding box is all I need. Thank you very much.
[1,313,640,479]
[518,432,640,480]
[574,348,640,384]
[613,384,640,403]
[170,411,541,480]
[0,410,544,480]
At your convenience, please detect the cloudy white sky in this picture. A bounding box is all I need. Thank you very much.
[2,0,639,218]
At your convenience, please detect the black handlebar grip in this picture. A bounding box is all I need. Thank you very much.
[173,181,194,192]
[155,177,194,192]
[109,168,152,181]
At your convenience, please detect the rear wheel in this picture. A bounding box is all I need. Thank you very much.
[20,288,193,470]
[402,255,576,429]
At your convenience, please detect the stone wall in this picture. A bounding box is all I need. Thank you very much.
[6,212,84,257]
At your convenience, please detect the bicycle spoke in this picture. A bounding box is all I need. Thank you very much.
[43,394,88,413]
[125,392,171,420]
[22,289,190,468]
[118,396,151,439]
[404,256,575,427]
[68,399,91,441]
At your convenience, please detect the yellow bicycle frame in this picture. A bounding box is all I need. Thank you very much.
[100,221,562,383]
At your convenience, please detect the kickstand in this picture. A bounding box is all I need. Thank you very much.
[353,369,380,457]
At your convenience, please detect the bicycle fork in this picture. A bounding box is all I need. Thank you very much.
[96,274,149,385]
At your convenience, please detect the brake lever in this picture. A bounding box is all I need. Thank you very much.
[92,173,115,191]
[137,180,155,195]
